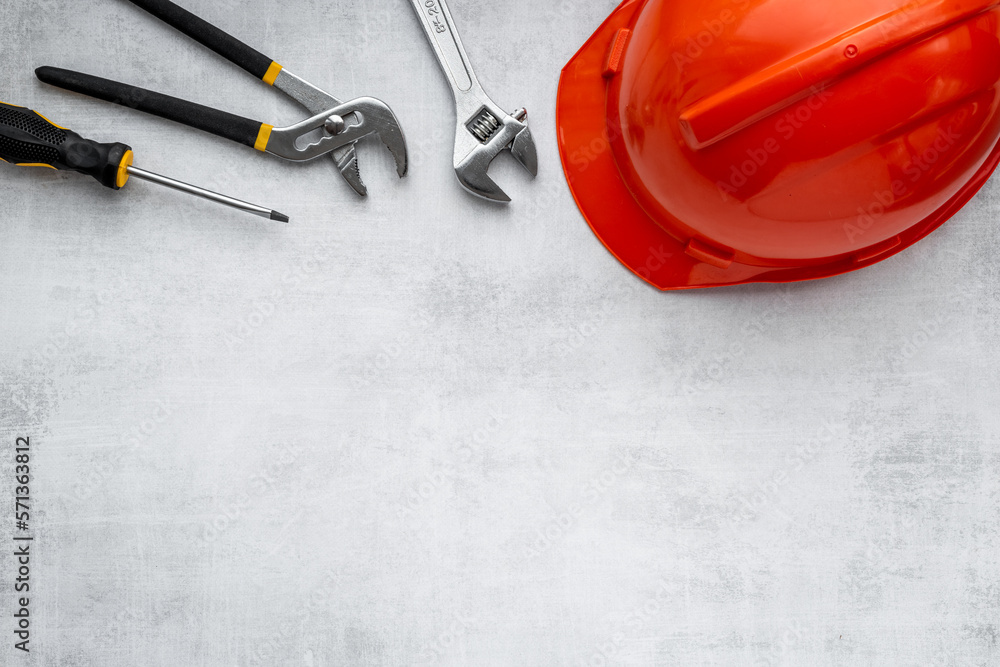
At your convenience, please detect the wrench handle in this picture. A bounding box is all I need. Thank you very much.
[409,0,481,98]
[126,0,283,85]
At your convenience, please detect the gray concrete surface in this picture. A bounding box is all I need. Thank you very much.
[1,0,998,665]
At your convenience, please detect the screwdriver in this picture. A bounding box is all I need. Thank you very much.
[0,101,289,222]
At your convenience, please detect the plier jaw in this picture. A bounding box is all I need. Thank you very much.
[269,68,406,196]
[262,99,408,178]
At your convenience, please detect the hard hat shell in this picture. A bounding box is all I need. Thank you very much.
[557,0,1000,289]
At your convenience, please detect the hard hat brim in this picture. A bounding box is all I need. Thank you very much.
[557,0,1000,290]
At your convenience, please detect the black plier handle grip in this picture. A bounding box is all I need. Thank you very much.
[127,0,285,86]
[36,67,273,151]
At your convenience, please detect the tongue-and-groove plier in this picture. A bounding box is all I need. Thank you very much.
[37,0,407,196]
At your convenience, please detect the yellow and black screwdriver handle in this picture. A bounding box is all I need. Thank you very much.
[0,102,134,189]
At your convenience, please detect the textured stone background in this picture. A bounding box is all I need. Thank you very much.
[1,0,999,665]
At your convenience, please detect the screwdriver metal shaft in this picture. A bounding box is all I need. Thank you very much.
[0,101,289,224]
[126,166,289,222]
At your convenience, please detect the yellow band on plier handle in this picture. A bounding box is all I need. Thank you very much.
[262,62,283,85]
[254,124,274,152]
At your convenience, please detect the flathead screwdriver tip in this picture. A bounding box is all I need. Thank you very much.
[125,165,286,223]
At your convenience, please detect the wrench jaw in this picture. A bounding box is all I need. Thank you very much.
[454,108,538,203]
[511,124,539,178]
[456,152,513,202]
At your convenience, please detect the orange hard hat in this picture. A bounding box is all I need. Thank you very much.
[557,0,1000,289]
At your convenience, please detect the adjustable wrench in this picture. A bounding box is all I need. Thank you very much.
[409,0,538,202]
